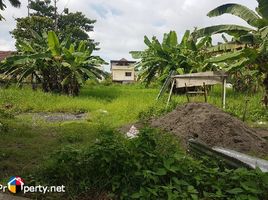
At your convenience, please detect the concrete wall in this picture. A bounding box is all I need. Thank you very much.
[111,64,136,82]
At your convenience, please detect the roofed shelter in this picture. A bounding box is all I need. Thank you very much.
[158,71,228,109]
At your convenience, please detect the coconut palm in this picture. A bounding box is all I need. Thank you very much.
[0,0,21,20]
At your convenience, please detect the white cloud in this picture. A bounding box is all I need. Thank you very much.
[0,0,258,68]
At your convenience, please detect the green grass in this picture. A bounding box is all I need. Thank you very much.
[0,84,160,127]
[0,84,162,181]
[0,83,267,184]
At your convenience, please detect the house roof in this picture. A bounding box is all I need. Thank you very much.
[110,58,136,64]
[0,51,15,61]
[120,58,128,62]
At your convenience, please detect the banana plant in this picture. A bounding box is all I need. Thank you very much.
[195,0,268,94]
[1,33,50,90]
[48,32,106,95]
[0,30,106,96]
[130,30,212,85]
[47,31,106,96]
[195,1,268,40]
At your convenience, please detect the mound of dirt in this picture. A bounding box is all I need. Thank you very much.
[149,103,267,154]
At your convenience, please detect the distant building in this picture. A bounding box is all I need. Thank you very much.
[110,58,136,83]
[0,51,15,62]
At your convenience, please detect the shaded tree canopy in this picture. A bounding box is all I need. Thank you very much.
[11,0,98,49]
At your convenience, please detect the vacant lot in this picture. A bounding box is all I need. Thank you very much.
[0,84,267,199]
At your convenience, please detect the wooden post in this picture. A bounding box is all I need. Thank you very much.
[203,82,207,103]
[242,99,249,122]
[166,79,175,108]
[185,83,190,102]
[156,70,174,100]
[222,78,226,109]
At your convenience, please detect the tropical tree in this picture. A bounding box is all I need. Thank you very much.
[194,0,268,94]
[130,30,212,85]
[11,0,97,49]
[0,31,106,96]
[0,0,21,20]
[194,0,268,39]
[46,31,106,95]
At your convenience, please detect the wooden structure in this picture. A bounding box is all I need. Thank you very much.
[158,71,228,109]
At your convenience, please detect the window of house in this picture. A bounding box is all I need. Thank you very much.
[125,72,132,77]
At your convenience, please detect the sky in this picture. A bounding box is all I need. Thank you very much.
[0,0,258,70]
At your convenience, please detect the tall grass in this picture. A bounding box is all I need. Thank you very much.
[0,84,162,127]
[1,84,267,125]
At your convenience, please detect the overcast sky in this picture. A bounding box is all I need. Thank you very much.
[0,0,258,68]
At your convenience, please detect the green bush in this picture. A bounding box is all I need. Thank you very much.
[37,128,268,199]
[0,109,14,132]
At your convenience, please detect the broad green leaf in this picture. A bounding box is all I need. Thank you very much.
[208,50,244,63]
[130,51,143,59]
[78,41,86,52]
[260,26,268,38]
[61,62,71,68]
[195,25,254,38]
[168,31,178,46]
[144,35,151,47]
[180,30,190,46]
[47,31,61,56]
[18,40,35,52]
[226,188,244,194]
[256,0,268,20]
[208,3,261,28]
[207,43,245,52]
[30,29,43,42]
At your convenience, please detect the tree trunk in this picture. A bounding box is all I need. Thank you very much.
[263,73,268,94]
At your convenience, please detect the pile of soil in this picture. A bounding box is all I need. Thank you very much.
[149,103,268,154]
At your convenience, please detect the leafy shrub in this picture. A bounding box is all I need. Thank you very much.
[100,75,113,86]
[38,128,268,199]
[0,109,14,119]
[0,109,14,133]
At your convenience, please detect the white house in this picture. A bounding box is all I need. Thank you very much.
[110,58,136,83]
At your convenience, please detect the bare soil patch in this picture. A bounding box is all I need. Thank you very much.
[17,112,87,123]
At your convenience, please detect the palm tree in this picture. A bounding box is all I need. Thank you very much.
[0,0,21,20]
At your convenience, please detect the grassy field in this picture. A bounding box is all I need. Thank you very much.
[0,83,267,184]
